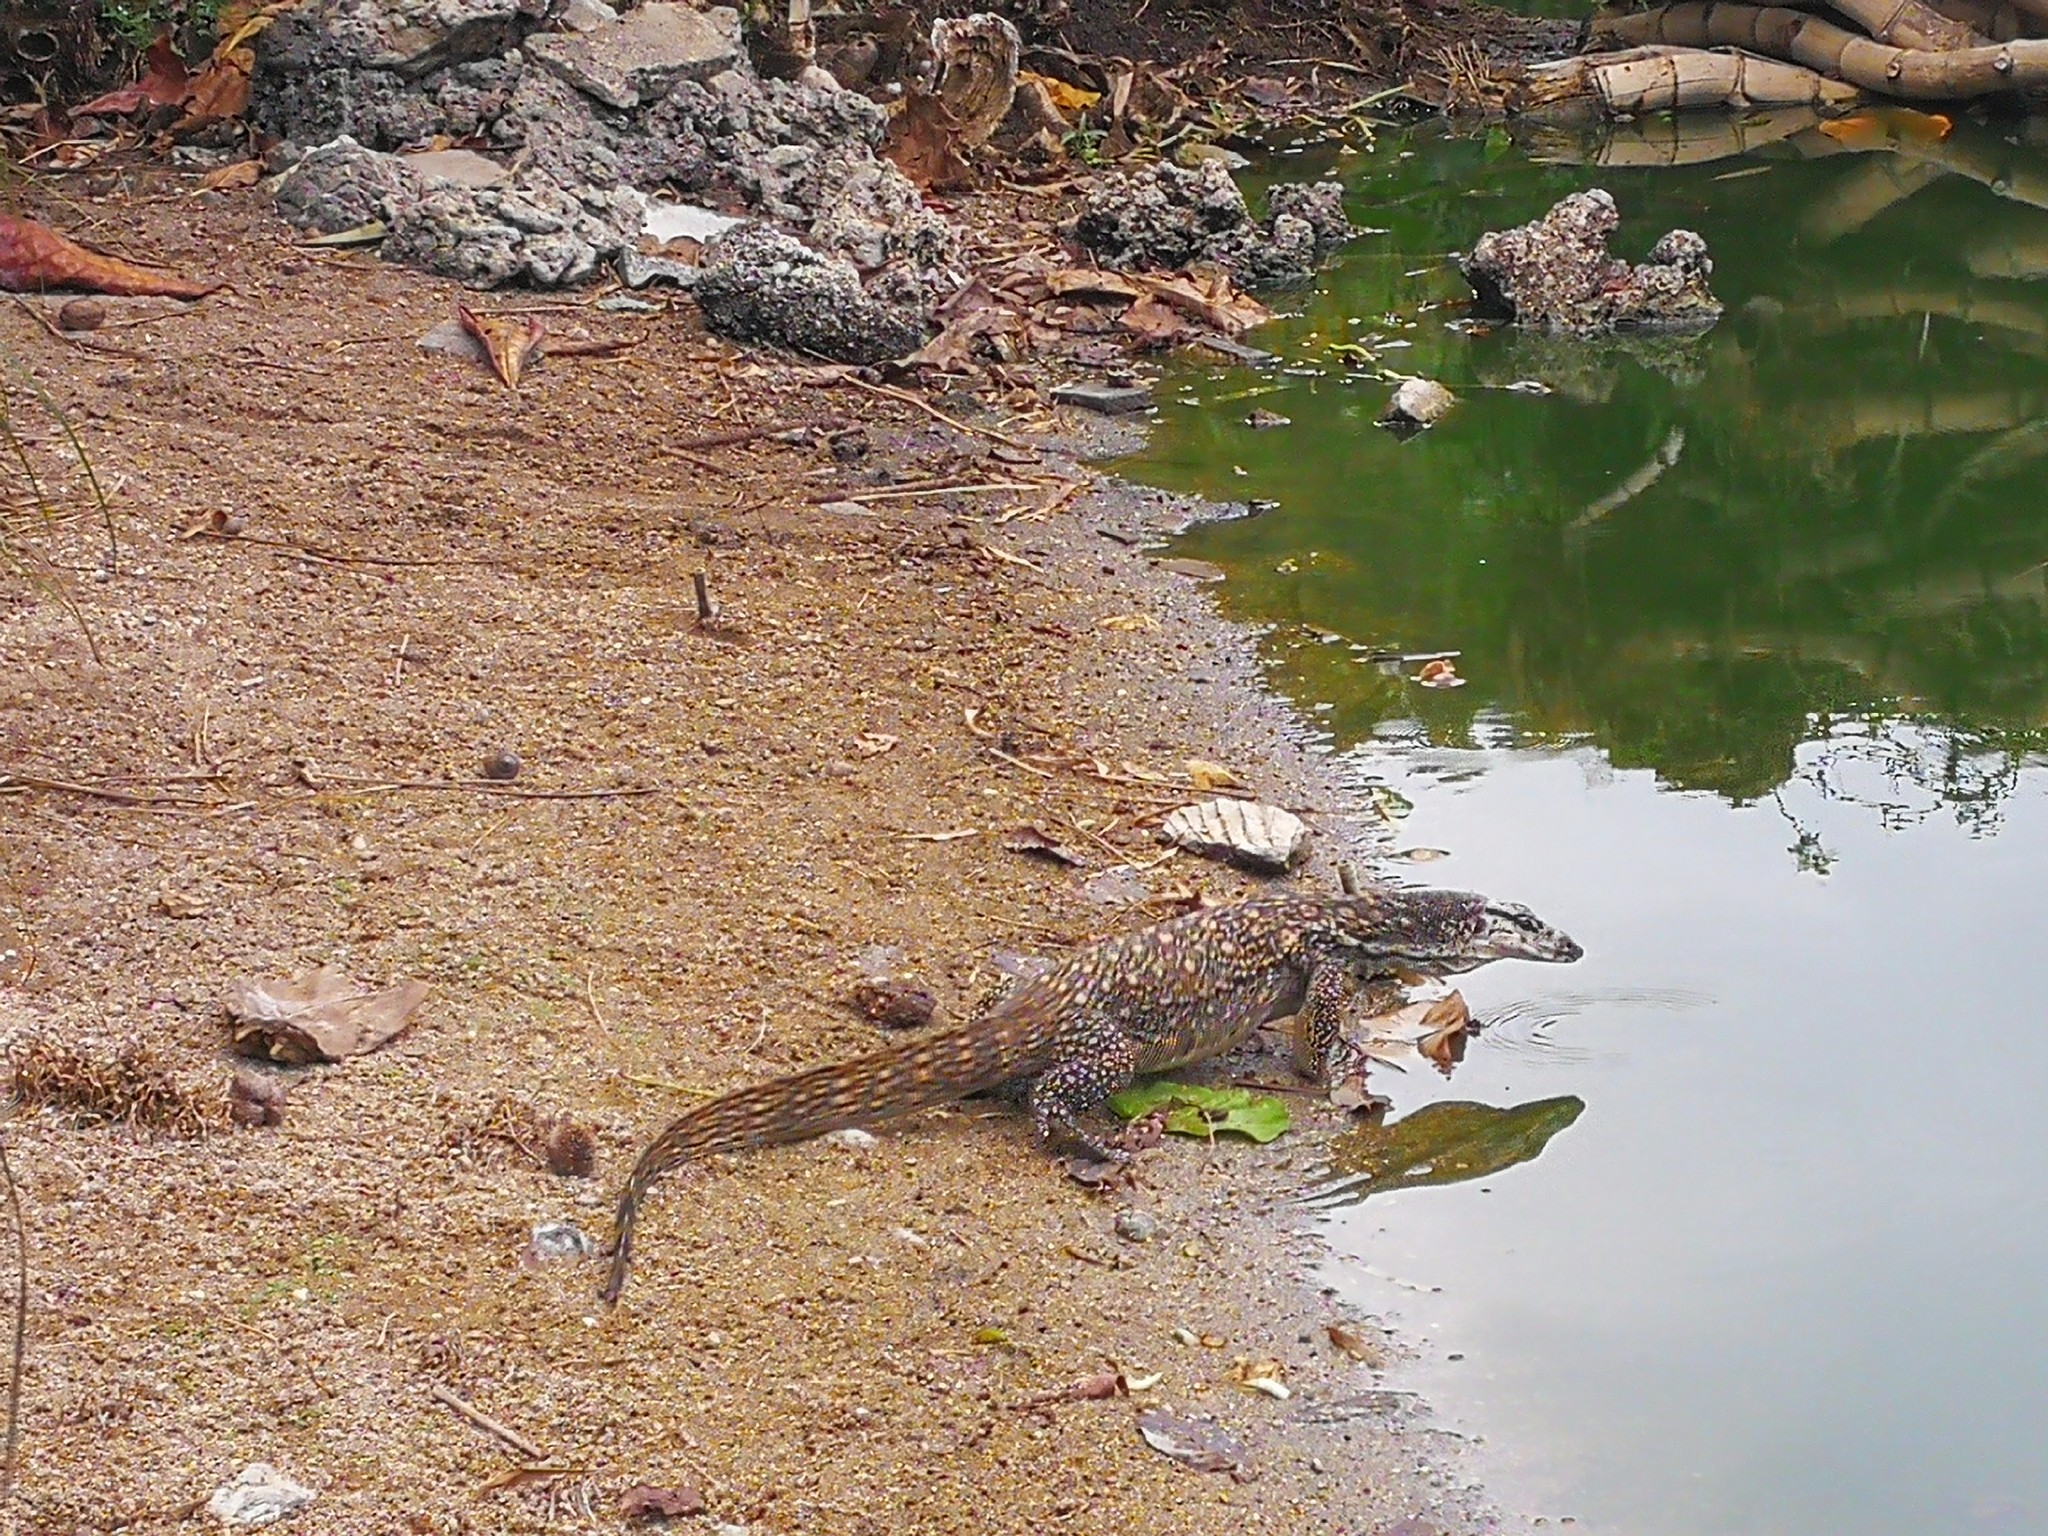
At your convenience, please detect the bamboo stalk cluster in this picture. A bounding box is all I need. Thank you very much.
[1533,0,2048,112]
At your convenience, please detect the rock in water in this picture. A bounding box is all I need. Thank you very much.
[1377,378,1455,434]
[1160,797,1309,873]
[1454,190,1720,334]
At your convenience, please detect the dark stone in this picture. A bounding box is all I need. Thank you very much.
[1051,381,1154,415]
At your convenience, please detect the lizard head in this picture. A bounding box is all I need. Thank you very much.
[1334,888,1583,972]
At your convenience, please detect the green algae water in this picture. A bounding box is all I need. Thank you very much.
[1123,117,2048,1536]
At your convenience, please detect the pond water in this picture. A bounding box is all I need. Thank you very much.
[1122,116,2048,1536]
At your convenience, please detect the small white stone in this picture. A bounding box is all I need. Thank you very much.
[206,1463,317,1528]
[824,1128,878,1151]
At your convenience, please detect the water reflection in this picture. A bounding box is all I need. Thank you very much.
[1133,116,2048,810]
[1311,1094,1585,1207]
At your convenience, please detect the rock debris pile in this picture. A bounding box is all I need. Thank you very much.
[1072,159,1352,290]
[255,0,957,359]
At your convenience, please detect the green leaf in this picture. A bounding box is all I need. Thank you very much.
[1108,1080,1292,1144]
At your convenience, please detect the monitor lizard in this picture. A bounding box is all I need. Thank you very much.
[602,885,1582,1303]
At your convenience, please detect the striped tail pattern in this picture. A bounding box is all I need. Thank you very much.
[601,1004,1061,1304]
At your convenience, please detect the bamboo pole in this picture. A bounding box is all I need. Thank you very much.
[1596,4,2048,95]
[1525,44,1862,110]
[1823,0,1987,49]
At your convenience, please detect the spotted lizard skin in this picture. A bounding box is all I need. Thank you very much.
[601,886,1581,1303]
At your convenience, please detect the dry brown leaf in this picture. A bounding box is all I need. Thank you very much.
[198,160,261,191]
[1047,268,1142,302]
[73,37,189,116]
[457,305,546,389]
[1417,990,1473,1073]
[1128,268,1271,337]
[1120,293,1193,350]
[1100,613,1160,632]
[177,0,295,128]
[226,968,431,1064]
[1185,758,1247,792]
[1002,825,1088,867]
[1326,1321,1385,1365]
[884,87,973,193]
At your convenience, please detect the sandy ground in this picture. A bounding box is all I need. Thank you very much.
[0,182,1501,1534]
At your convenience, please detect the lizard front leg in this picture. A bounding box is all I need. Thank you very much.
[1291,961,1392,1086]
[1027,1025,1137,1162]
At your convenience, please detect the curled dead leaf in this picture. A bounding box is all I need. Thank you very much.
[457,305,545,390]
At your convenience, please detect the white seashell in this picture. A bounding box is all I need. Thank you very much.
[1160,797,1309,873]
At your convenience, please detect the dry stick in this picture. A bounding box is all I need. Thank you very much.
[808,479,1045,505]
[673,415,849,452]
[692,571,714,623]
[4,295,148,362]
[997,480,1084,526]
[194,530,498,569]
[0,771,211,807]
[302,779,662,801]
[831,374,1034,451]
[0,1128,24,1499]
[429,1383,549,1462]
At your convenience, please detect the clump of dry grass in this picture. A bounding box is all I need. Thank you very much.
[446,1094,599,1178]
[7,1034,228,1137]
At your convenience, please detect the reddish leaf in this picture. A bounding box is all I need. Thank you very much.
[0,214,221,299]
[74,37,190,117]
[884,88,974,193]
[457,305,546,390]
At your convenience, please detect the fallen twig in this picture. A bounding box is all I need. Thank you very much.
[189,528,498,569]
[296,773,661,802]
[673,416,849,452]
[829,374,1033,451]
[0,1126,23,1499]
[622,1073,718,1097]
[0,771,213,808]
[5,295,148,361]
[997,480,1084,525]
[813,480,1045,505]
[430,1383,548,1462]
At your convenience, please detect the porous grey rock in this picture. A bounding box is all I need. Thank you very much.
[693,222,928,364]
[524,2,740,108]
[1073,160,1353,290]
[251,0,559,147]
[1455,189,1721,334]
[273,134,421,234]
[255,1,962,311]
[383,171,641,287]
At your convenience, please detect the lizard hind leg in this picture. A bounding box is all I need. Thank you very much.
[1027,1029,1137,1163]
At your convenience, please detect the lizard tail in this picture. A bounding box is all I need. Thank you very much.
[601,1015,1052,1305]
